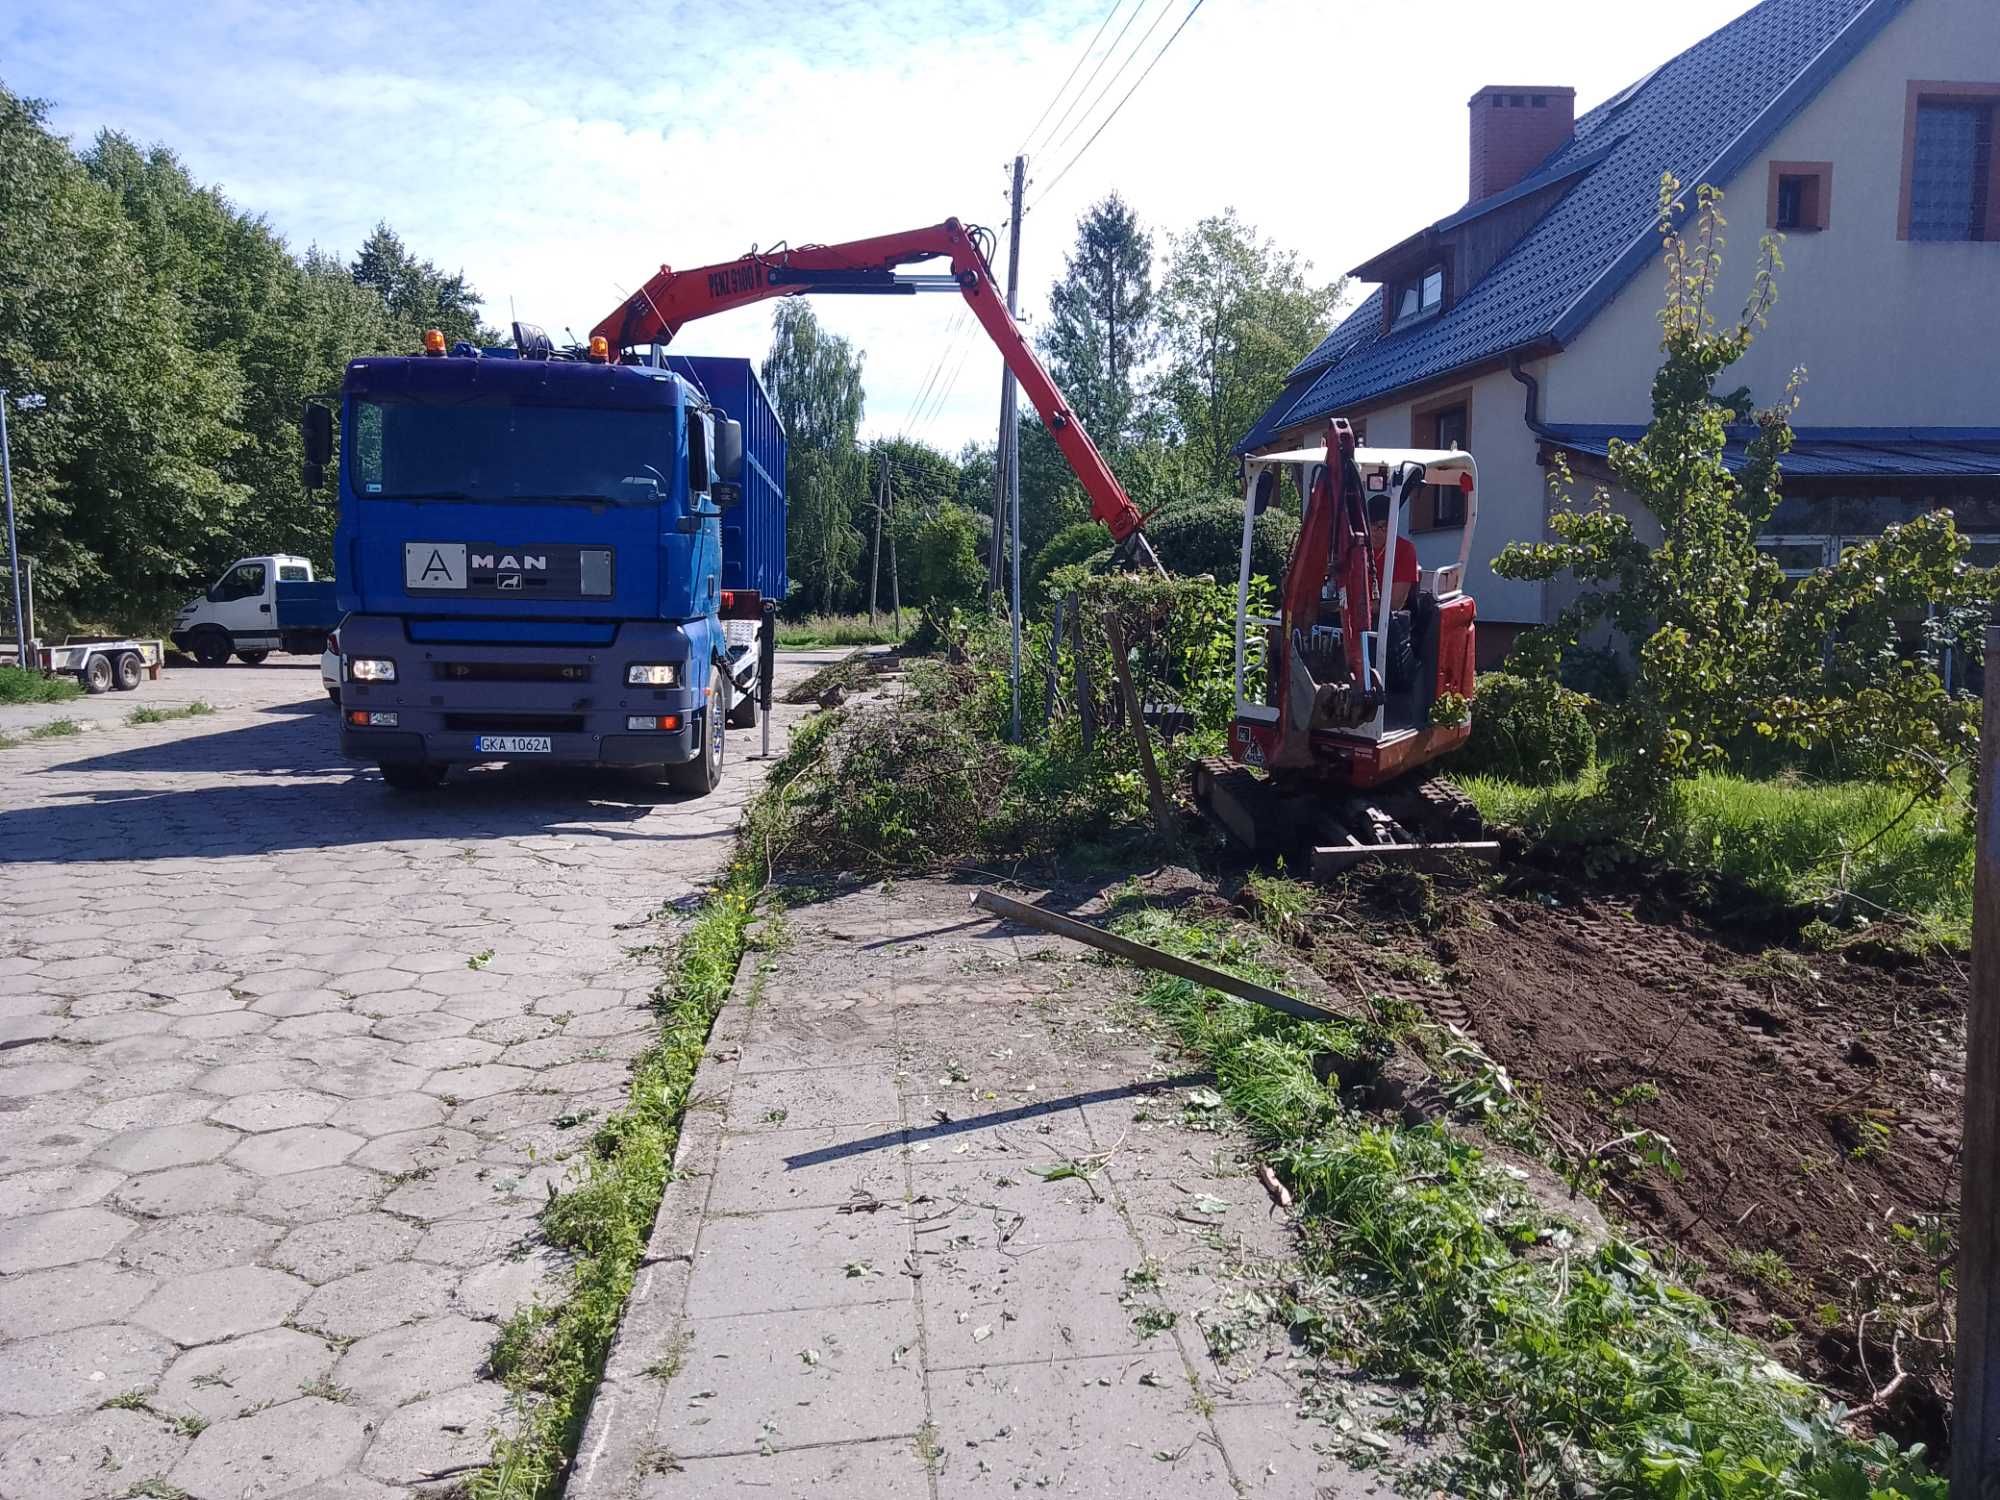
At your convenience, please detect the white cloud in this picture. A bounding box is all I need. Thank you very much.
[10,0,1757,452]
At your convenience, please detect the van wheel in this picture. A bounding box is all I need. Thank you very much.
[380,761,448,791]
[113,652,145,691]
[191,632,231,668]
[235,650,269,666]
[666,668,726,795]
[83,654,114,694]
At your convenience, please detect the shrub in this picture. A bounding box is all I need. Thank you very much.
[1454,672,1594,786]
[1143,495,1298,583]
[902,506,986,610]
[1029,522,1112,597]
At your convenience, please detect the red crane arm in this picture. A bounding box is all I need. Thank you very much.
[590,218,1151,549]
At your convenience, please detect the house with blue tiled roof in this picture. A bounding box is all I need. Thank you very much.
[1239,0,2000,663]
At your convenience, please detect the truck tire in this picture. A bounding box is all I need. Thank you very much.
[83,654,114,694]
[725,679,758,730]
[379,761,448,791]
[191,631,231,668]
[235,650,270,666]
[113,652,144,691]
[667,668,726,796]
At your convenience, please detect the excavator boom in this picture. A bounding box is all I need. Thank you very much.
[591,218,1154,557]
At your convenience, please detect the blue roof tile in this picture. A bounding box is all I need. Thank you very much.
[1242,0,1907,454]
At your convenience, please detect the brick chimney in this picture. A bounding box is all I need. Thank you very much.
[1468,86,1576,201]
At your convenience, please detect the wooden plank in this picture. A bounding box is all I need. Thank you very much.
[971,889,1340,1025]
[1104,615,1175,843]
[1954,620,2000,1493]
[1310,841,1502,877]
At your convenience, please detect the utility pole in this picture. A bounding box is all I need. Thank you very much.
[1956,619,2000,1493]
[1001,155,1027,742]
[990,156,1026,598]
[886,465,903,635]
[869,451,886,627]
[1,391,29,668]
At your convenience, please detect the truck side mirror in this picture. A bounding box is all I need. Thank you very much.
[713,481,743,509]
[300,402,332,490]
[714,418,744,484]
[688,418,711,495]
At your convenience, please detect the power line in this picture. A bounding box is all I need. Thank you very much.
[913,334,978,440]
[1031,0,1207,212]
[1042,0,1175,162]
[896,309,967,437]
[1017,0,1128,157]
[1030,0,1150,163]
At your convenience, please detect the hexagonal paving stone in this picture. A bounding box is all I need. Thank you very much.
[455,1247,567,1321]
[231,967,332,997]
[116,1213,283,1278]
[248,1166,386,1224]
[423,1063,532,1101]
[340,970,418,997]
[271,1213,423,1283]
[0,1406,188,1500]
[85,1090,216,1132]
[0,1062,93,1097]
[359,1381,509,1485]
[193,1060,311,1096]
[208,1088,340,1132]
[112,1162,258,1218]
[171,1010,274,1040]
[294,1262,461,1339]
[270,1012,374,1043]
[381,1160,513,1220]
[326,1091,446,1137]
[0,1206,135,1275]
[349,1127,480,1176]
[0,1163,123,1216]
[371,1012,474,1045]
[134,1264,311,1345]
[155,1327,339,1423]
[0,1260,156,1339]
[227,1125,365,1176]
[171,1395,371,1497]
[249,988,348,1018]
[393,1037,501,1071]
[0,1322,175,1417]
[319,1060,432,1098]
[334,1314,497,1407]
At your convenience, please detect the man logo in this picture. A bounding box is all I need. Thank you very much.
[470,554,547,572]
[497,573,523,590]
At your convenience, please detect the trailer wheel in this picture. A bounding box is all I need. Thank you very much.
[666,668,726,795]
[113,652,144,691]
[82,654,114,694]
[190,631,231,668]
[235,650,269,666]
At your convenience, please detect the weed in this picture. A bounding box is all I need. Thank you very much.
[300,1376,352,1404]
[126,701,214,725]
[1129,1306,1178,1337]
[119,1482,190,1500]
[468,950,494,971]
[102,1390,150,1411]
[29,717,80,738]
[775,613,910,649]
[0,664,81,704]
[1727,1248,1796,1294]
[914,1422,943,1473]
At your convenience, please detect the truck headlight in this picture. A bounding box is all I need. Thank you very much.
[627,664,679,686]
[349,658,397,683]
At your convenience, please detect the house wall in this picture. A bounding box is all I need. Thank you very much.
[1262,355,1555,632]
[1546,0,2000,426]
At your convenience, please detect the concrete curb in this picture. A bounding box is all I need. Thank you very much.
[565,932,758,1498]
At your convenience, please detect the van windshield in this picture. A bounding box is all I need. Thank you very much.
[349,400,677,504]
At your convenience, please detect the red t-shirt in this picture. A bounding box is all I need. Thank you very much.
[1369,535,1419,593]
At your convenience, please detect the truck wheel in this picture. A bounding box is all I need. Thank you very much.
[113,653,144,691]
[379,761,448,791]
[725,681,759,730]
[235,650,270,666]
[191,631,231,668]
[83,654,114,694]
[667,668,726,795]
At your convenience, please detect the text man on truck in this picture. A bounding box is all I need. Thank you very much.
[302,327,783,794]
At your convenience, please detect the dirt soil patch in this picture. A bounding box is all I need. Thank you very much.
[1305,867,1966,1449]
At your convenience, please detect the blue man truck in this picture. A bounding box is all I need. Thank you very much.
[301,329,784,793]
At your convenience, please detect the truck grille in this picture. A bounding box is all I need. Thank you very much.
[434,662,592,683]
[442,713,585,734]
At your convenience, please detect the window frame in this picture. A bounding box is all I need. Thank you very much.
[1389,262,1449,330]
[1898,81,2000,242]
[1409,393,1471,531]
[1767,161,1832,232]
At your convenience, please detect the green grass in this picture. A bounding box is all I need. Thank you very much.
[28,717,81,739]
[473,865,766,1498]
[1110,905,1947,1498]
[1460,766,1973,949]
[774,612,909,649]
[126,701,214,726]
[0,665,81,704]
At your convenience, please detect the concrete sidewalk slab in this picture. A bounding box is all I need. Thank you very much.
[571,879,1392,1500]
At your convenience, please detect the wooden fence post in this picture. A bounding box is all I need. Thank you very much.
[1072,595,1094,753]
[1043,596,1065,728]
[1105,614,1175,844]
[1955,621,2000,1497]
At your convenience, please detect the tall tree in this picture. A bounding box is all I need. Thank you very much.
[350,222,489,347]
[761,302,866,612]
[1040,194,1154,450]
[1157,210,1343,489]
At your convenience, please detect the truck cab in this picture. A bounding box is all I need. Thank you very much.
[171,554,338,666]
[308,338,784,794]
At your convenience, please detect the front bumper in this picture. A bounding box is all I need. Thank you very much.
[334,615,707,767]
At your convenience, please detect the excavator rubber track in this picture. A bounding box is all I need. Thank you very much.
[1192,757,1500,877]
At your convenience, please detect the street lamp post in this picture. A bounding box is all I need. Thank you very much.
[0,391,41,669]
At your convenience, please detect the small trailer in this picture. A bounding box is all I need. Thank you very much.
[33,637,167,694]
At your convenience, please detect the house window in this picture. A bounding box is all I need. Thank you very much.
[1768,162,1831,231]
[1392,265,1446,328]
[1411,399,1469,529]
[1900,84,2000,241]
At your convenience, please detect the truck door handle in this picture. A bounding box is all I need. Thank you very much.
[259,604,271,612]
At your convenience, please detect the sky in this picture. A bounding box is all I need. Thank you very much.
[5,0,1763,453]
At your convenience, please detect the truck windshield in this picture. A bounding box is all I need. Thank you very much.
[349,400,677,504]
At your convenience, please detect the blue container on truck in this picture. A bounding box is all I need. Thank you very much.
[311,345,785,794]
